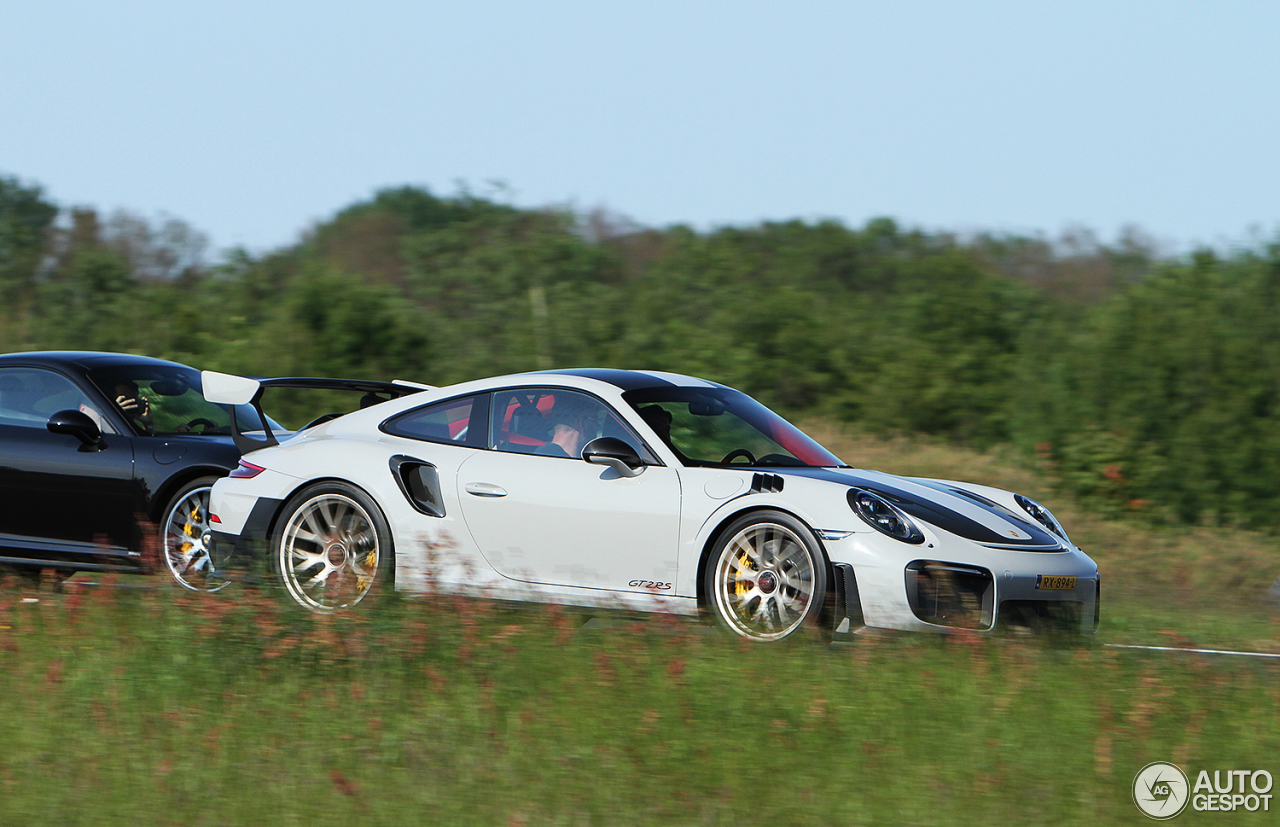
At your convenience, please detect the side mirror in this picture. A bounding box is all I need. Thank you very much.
[582,437,645,478]
[47,409,107,452]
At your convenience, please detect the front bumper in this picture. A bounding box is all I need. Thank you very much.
[826,534,1100,636]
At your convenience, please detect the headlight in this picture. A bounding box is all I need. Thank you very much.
[848,489,924,544]
[1014,494,1068,542]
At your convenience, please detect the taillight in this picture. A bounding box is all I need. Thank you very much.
[229,460,265,479]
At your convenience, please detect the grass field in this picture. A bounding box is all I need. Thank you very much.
[2,426,1277,825]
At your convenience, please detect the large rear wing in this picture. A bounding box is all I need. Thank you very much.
[202,371,432,454]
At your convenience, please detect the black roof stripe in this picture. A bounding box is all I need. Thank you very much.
[533,369,677,391]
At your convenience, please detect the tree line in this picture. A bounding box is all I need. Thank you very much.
[3,174,1278,528]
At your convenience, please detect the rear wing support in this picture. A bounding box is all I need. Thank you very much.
[201,371,428,455]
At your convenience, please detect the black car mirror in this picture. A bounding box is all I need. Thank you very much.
[150,376,190,396]
[688,397,727,416]
[582,437,644,478]
[47,409,107,452]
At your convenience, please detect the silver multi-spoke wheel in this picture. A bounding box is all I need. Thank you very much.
[162,479,230,592]
[276,487,386,613]
[708,513,826,641]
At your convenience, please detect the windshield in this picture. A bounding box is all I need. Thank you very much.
[623,386,845,468]
[87,364,282,437]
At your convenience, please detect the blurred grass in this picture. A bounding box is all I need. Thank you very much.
[1,584,1276,826]
[1,425,1278,825]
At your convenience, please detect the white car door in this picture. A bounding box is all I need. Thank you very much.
[455,388,681,593]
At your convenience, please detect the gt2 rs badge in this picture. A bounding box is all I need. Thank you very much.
[628,580,672,590]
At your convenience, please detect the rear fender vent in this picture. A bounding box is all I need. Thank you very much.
[904,561,994,630]
[389,455,446,518]
[751,473,784,493]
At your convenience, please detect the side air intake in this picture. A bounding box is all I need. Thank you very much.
[904,561,994,630]
[750,473,784,494]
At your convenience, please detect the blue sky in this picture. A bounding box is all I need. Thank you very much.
[3,2,1278,255]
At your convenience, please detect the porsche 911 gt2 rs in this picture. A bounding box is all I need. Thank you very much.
[205,368,1099,641]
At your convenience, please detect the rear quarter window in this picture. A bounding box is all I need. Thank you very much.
[382,394,489,447]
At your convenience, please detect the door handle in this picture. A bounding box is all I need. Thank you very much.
[464,482,508,498]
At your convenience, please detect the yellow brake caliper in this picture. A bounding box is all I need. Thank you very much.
[357,551,377,591]
[180,506,197,559]
[734,551,753,599]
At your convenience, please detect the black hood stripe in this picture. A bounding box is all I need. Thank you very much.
[772,468,1061,548]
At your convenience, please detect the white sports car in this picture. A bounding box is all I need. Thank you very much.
[205,368,1099,641]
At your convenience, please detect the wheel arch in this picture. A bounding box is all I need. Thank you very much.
[694,504,832,611]
[269,476,398,557]
[149,466,230,524]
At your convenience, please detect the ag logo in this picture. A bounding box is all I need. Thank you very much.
[1134,762,1190,819]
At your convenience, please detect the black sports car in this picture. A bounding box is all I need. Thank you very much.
[0,351,417,590]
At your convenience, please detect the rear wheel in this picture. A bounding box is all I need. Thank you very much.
[704,510,827,641]
[161,477,230,592]
[272,482,392,613]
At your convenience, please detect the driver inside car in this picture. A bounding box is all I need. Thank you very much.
[535,397,596,459]
[638,404,690,464]
[113,380,154,433]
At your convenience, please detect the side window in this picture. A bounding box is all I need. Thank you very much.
[0,367,113,432]
[490,388,657,462]
[383,394,487,447]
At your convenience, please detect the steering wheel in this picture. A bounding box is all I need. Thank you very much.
[184,417,219,433]
[721,448,757,466]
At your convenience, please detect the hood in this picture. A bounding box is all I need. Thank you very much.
[775,467,1064,550]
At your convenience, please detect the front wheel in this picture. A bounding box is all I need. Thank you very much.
[161,477,231,592]
[704,510,827,641]
[271,482,392,613]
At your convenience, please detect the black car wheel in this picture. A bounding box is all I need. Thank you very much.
[705,510,827,641]
[272,482,392,613]
[161,477,231,592]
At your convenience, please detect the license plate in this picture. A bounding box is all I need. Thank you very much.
[1036,575,1077,590]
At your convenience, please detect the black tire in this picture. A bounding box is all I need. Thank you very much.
[161,476,231,592]
[703,510,828,641]
[271,481,393,613]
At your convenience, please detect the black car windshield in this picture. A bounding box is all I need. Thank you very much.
[623,386,846,468]
[87,365,281,437]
